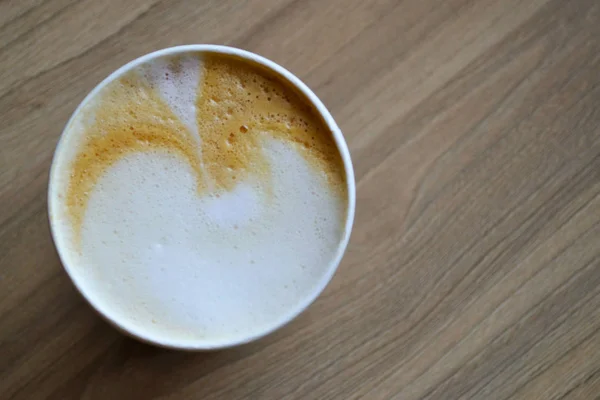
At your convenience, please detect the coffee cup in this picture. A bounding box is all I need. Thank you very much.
[48,45,355,350]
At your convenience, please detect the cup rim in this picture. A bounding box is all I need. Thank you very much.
[48,44,356,350]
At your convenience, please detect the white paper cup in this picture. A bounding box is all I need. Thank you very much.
[48,45,356,350]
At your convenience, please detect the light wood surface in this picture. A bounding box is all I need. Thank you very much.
[1,0,600,399]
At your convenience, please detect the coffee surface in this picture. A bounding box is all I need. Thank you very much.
[50,52,348,345]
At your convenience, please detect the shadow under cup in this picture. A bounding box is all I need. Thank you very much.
[48,45,356,350]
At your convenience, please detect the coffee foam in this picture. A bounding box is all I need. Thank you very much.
[51,52,348,345]
[196,55,346,195]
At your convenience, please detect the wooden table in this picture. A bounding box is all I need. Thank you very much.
[1,0,600,399]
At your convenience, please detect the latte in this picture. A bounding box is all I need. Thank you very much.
[49,47,353,348]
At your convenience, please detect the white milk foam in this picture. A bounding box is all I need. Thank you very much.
[141,55,200,136]
[51,55,347,345]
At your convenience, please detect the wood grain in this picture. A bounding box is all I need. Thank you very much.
[1,0,600,398]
